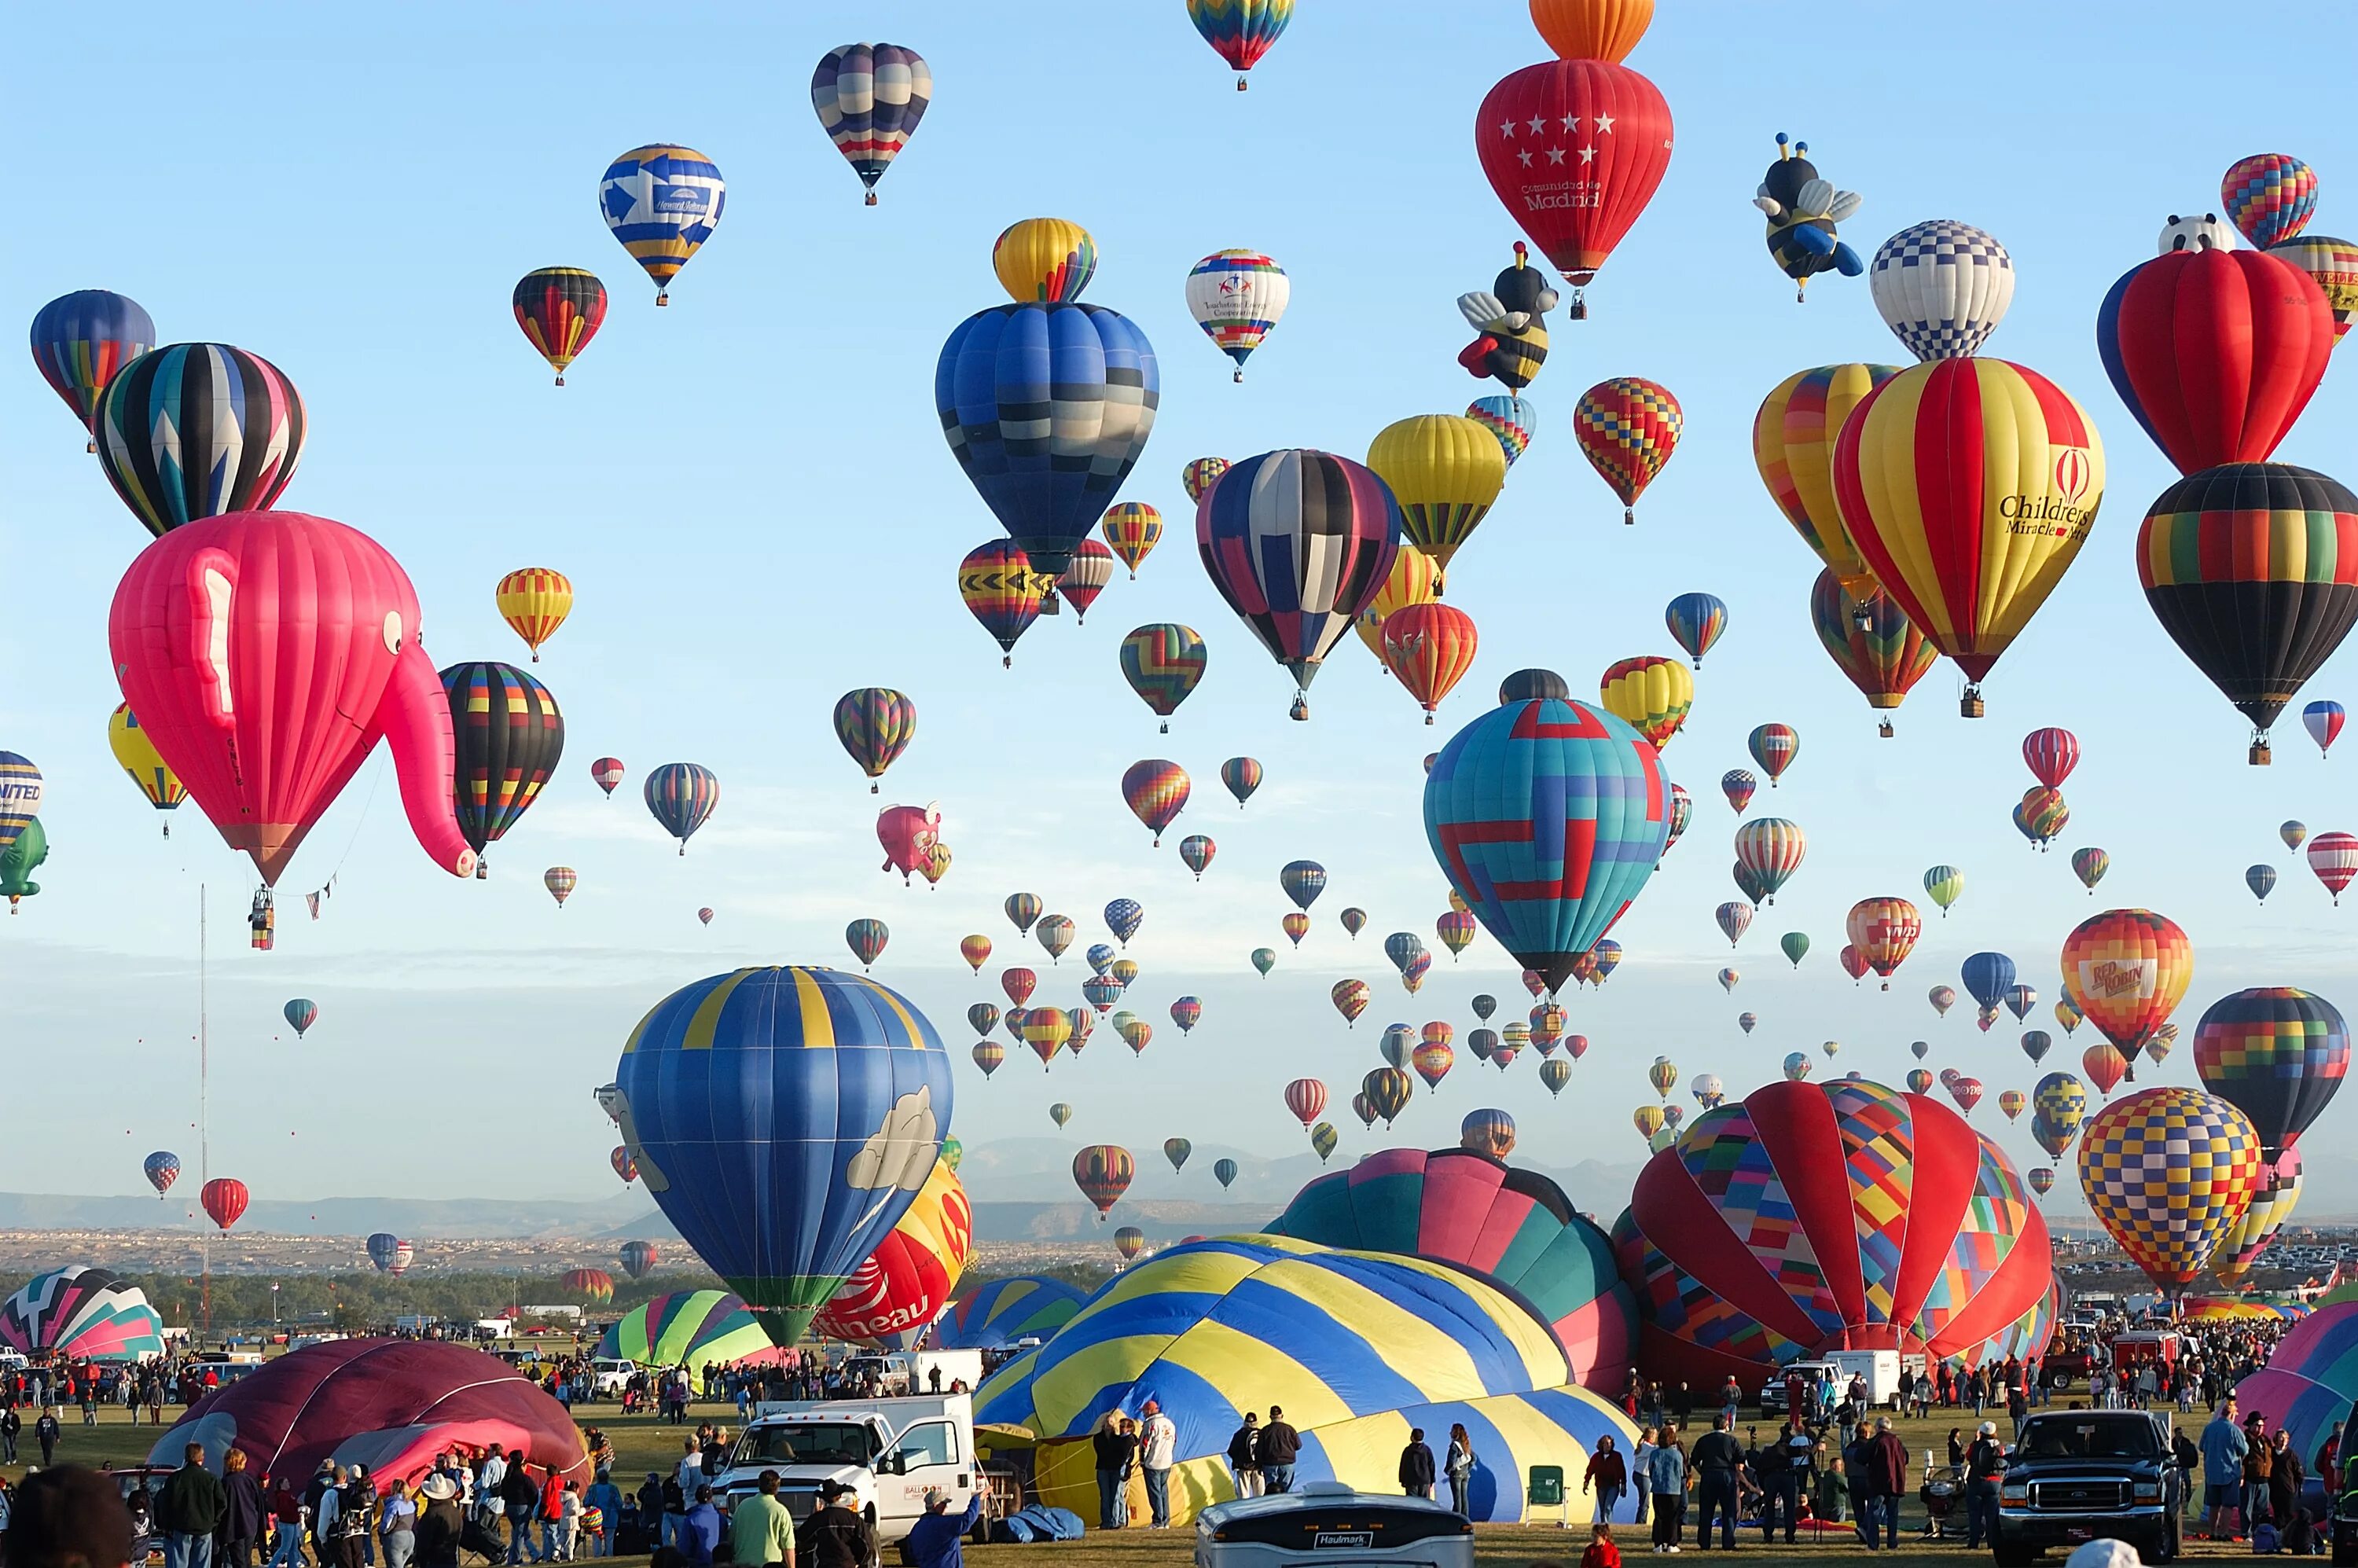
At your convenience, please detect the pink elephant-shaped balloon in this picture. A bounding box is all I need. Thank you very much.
[877,802,941,883]
[108,510,477,886]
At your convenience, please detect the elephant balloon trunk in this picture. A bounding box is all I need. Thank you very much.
[376,640,478,879]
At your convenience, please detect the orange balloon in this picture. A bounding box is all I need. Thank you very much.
[1530,0,1654,63]
[1380,603,1480,724]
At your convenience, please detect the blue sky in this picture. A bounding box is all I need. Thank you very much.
[6,0,2358,1224]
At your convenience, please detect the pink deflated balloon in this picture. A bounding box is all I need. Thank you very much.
[107,510,475,885]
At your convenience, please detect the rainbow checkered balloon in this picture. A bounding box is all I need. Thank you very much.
[2077,1085,2263,1291]
[2221,152,2319,249]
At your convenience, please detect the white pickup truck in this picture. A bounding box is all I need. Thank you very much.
[710,1395,978,1543]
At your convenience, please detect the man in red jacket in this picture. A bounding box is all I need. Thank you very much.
[1862,1417,1910,1550]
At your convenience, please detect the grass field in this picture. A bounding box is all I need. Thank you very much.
[32,1396,2260,1568]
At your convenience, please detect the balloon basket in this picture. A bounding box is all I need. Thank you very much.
[86,439,97,454]
[656,293,669,307]
[1878,721,1893,738]
[865,192,878,207]
[1959,691,1985,718]
[554,374,565,387]
[1236,75,1248,90]
[2250,738,2272,766]
[1622,505,1635,526]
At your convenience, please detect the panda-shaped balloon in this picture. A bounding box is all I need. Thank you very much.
[1456,242,1559,390]
[2158,211,2238,255]
[1753,132,1864,302]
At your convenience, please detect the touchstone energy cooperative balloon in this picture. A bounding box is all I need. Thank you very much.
[1475,58,1673,315]
[810,43,932,205]
[1185,250,1289,380]
[29,289,154,450]
[1198,449,1403,718]
[1424,686,1671,995]
[2136,464,2358,762]
[108,512,476,886]
[598,145,725,304]
[612,967,953,1344]
[509,270,608,386]
[439,662,564,879]
[1831,357,2106,714]
[938,300,1159,588]
[1615,1078,2054,1386]
[96,345,305,537]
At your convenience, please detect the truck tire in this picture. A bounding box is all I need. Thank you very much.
[1993,1537,2037,1566]
[2148,1518,2179,1564]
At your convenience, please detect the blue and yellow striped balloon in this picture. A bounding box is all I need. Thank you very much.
[1663,592,1728,667]
[598,145,726,303]
[934,1275,1086,1350]
[614,967,952,1346]
[0,753,43,858]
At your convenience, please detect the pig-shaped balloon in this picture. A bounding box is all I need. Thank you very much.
[877,801,941,883]
[108,510,476,885]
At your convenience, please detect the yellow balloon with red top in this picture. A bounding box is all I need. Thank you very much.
[1831,358,2105,712]
[495,568,574,663]
[1598,655,1693,749]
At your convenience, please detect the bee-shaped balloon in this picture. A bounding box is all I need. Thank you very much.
[1456,242,1559,390]
[1754,133,1863,302]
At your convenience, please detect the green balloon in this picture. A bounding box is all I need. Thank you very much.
[2,817,47,909]
[1780,931,1810,968]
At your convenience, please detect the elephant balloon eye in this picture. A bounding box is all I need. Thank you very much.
[381,611,403,655]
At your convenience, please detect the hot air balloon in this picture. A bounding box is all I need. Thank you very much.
[1808,571,1937,735]
[510,271,607,387]
[1832,357,2105,714]
[1838,945,1868,985]
[1919,866,1964,918]
[2191,988,2349,1159]
[1098,502,1166,582]
[1471,993,1497,1021]
[868,803,940,883]
[810,43,931,204]
[1646,1056,1679,1100]
[1198,450,1402,718]
[2065,847,2108,894]
[844,920,890,971]
[938,299,1158,593]
[1380,1023,1416,1071]
[971,1041,1005,1078]
[831,689,917,795]
[1961,953,2017,1019]
[143,1151,180,1195]
[2008,787,2066,851]
[1074,1145,1134,1220]
[30,289,154,450]
[1598,656,1692,750]
[1426,689,1669,995]
[1279,860,1328,911]
[2031,1072,2086,1160]
[1662,593,1728,669]
[2136,465,2358,762]
[543,867,575,908]
[94,345,304,536]
[1001,969,1038,1009]
[1210,1158,1239,1191]
[612,968,953,1342]
[989,218,1098,305]
[1057,539,1117,625]
[599,145,724,303]
[1715,902,1754,947]
[1021,1008,1071,1068]
[2005,984,2039,1024]
[2272,233,2358,346]
[1529,1003,1566,1053]
[1049,1103,1074,1131]
[2082,1044,2129,1100]
[2061,909,2192,1067]
[1186,0,1291,87]
[589,758,625,798]
[1783,934,1813,970]
[2078,1086,2263,1294]
[2304,700,2347,760]
[1284,1079,1329,1128]
[1737,1014,1757,1035]
[1121,761,1190,846]
[2311,832,2358,905]
[1364,416,1508,588]
[642,763,719,856]
[1716,772,1755,816]
[1118,1015,1152,1055]
[1178,835,1216,879]
[1867,219,2016,362]
[1475,59,1673,315]
[1573,378,1682,525]
[1755,364,1903,596]
[1845,898,1921,989]
[1185,250,1289,381]
[2209,1145,2303,1286]
[1036,916,1076,963]
[1110,624,1207,736]
[1733,818,1805,904]
[2017,729,2081,792]
[107,704,185,833]
[1362,1067,1415,1127]
[1170,997,1202,1034]
[1412,1038,1455,1089]
[1465,395,1537,469]
[1104,899,1145,949]
[1181,458,1232,507]
[201,1178,248,1232]
[1382,604,1482,725]
[1217,758,1264,811]
[1747,725,1799,787]
[108,513,474,885]
[1278,913,1310,949]
[1945,1078,1983,1114]
[1251,947,1280,977]
[1111,1225,1148,1263]
[439,662,564,878]
[957,541,1051,667]
[616,1239,660,1282]
[2221,154,2319,248]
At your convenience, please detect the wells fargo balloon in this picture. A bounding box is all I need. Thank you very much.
[1755,364,1901,594]
[832,689,917,792]
[1197,449,1402,718]
[107,703,185,832]
[1844,898,1921,988]
[1186,0,1291,87]
[2191,987,2349,1158]
[1530,0,1655,61]
[1614,1078,2055,1386]
[598,145,725,303]
[1574,378,1682,525]
[938,301,1158,586]
[644,763,719,854]
[2095,247,2333,476]
[2136,464,2358,761]
[1868,221,2015,361]
[1809,569,1936,733]
[510,271,608,386]
[814,1159,973,1349]
[2272,235,2358,346]
[95,345,305,536]
[2077,1086,2264,1293]
[810,43,932,205]
[108,512,475,886]
[440,662,564,876]
[1598,655,1692,749]
[1831,358,2106,712]
[30,289,154,449]
[992,218,1098,304]
[1073,1144,1134,1219]
[613,966,953,1343]
[1365,415,1507,582]
[1424,689,1671,996]
[2061,909,2191,1065]
[1382,604,1480,724]
[1475,60,1673,312]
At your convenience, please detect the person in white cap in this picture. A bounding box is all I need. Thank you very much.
[1963,1421,2007,1550]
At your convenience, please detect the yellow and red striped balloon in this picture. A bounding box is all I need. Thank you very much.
[494,568,573,663]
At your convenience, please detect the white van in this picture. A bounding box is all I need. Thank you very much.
[716,1395,975,1541]
[1196,1485,1473,1568]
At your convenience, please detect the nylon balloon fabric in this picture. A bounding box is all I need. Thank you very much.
[597,1291,784,1373]
[439,662,564,869]
[2191,986,2349,1156]
[2076,1085,2263,1291]
[96,344,304,536]
[810,43,931,200]
[814,1159,973,1349]
[612,967,953,1346]
[935,1276,1087,1351]
[0,1267,165,1361]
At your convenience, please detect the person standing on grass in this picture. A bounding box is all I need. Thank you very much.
[905,1488,980,1568]
[585,1473,623,1561]
[1863,1416,1908,1551]
[1964,1422,2007,1551]
[267,1476,307,1568]
[679,1487,721,1568]
[1140,1400,1178,1526]
[1092,1412,1134,1530]
[1630,1428,1655,1527]
[377,1480,417,1568]
[1226,1413,1263,1499]
[1444,1424,1476,1517]
[728,1472,795,1568]
[34,1406,60,1467]
[1398,1430,1436,1500]
[2202,1397,2249,1540]
[1642,1429,1685,1554]
[157,1441,227,1568]
[1261,1407,1301,1494]
[220,1449,267,1568]
[499,1453,540,1564]
[1687,1416,1742,1551]
[1583,1435,1628,1524]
